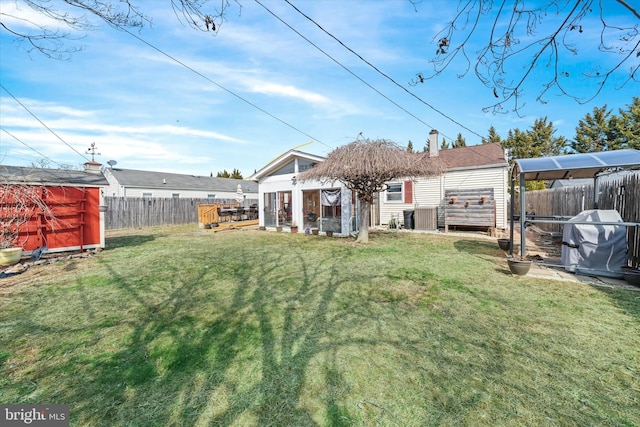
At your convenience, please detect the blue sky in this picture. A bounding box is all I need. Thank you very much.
[1,0,637,177]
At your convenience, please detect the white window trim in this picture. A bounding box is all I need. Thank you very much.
[385,182,403,203]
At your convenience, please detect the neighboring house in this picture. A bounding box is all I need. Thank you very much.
[0,162,108,253]
[103,167,258,202]
[551,169,640,189]
[379,131,509,230]
[250,150,357,236]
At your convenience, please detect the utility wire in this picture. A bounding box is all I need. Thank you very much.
[1,126,65,168]
[255,0,438,133]
[0,83,90,161]
[283,0,484,140]
[119,27,335,151]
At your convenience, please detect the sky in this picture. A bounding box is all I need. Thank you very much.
[1,0,638,178]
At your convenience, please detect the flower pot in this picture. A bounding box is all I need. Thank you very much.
[0,247,22,266]
[497,238,510,251]
[507,257,531,276]
[312,229,319,235]
[276,226,283,232]
[326,231,334,237]
[291,227,298,233]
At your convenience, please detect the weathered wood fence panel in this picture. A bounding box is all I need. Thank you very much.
[103,197,258,230]
[444,188,495,232]
[519,175,639,267]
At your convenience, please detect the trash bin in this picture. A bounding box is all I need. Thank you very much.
[403,210,414,229]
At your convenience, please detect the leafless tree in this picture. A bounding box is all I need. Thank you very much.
[0,178,56,249]
[412,0,639,114]
[0,0,238,59]
[299,139,444,244]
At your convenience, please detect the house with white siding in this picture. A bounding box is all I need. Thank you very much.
[378,130,509,231]
[250,150,357,236]
[103,167,258,202]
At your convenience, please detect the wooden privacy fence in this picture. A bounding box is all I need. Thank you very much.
[518,174,640,267]
[103,197,258,230]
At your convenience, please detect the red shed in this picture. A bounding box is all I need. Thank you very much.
[1,162,108,254]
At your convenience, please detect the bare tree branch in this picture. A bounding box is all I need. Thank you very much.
[415,0,640,114]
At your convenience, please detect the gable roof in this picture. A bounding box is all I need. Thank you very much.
[0,165,108,186]
[250,149,325,181]
[437,143,507,170]
[106,168,258,193]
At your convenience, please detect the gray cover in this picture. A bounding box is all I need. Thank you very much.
[561,210,627,278]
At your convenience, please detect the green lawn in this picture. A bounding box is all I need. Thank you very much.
[1,225,638,426]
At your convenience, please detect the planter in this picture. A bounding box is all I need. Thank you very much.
[276,226,283,232]
[291,226,298,233]
[0,247,22,266]
[507,257,531,276]
[312,229,319,235]
[326,231,334,237]
[497,238,510,251]
[622,266,640,287]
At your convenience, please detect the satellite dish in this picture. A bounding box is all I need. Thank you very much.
[107,160,117,167]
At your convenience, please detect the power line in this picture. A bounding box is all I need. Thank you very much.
[255,0,438,133]
[119,27,335,151]
[0,126,66,168]
[283,0,484,140]
[0,83,90,161]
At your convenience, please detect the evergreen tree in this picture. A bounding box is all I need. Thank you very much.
[611,97,640,150]
[230,168,243,179]
[407,140,414,153]
[572,106,616,152]
[440,137,448,150]
[216,170,230,178]
[482,126,501,144]
[503,117,567,190]
[452,133,466,148]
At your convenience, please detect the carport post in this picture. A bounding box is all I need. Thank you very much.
[519,173,526,258]
[509,178,515,256]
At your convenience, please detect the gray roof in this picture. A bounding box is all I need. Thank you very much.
[0,165,108,186]
[107,168,258,193]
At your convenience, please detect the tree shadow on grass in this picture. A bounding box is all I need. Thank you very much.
[104,234,156,250]
[21,243,363,425]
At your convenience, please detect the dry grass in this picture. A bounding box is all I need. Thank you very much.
[1,225,639,426]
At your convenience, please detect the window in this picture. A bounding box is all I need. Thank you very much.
[386,183,402,202]
[172,193,180,199]
[207,194,216,199]
[142,192,152,199]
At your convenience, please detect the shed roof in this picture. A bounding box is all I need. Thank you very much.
[0,165,108,186]
[513,149,640,181]
[107,168,258,193]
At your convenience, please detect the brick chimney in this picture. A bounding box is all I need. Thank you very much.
[84,161,102,174]
[429,129,439,157]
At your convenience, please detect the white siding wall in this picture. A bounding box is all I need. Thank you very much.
[378,166,508,229]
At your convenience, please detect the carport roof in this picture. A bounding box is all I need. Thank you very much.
[512,149,640,181]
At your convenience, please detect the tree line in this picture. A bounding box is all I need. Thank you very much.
[416,96,639,156]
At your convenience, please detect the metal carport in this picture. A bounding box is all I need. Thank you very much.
[509,149,640,262]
